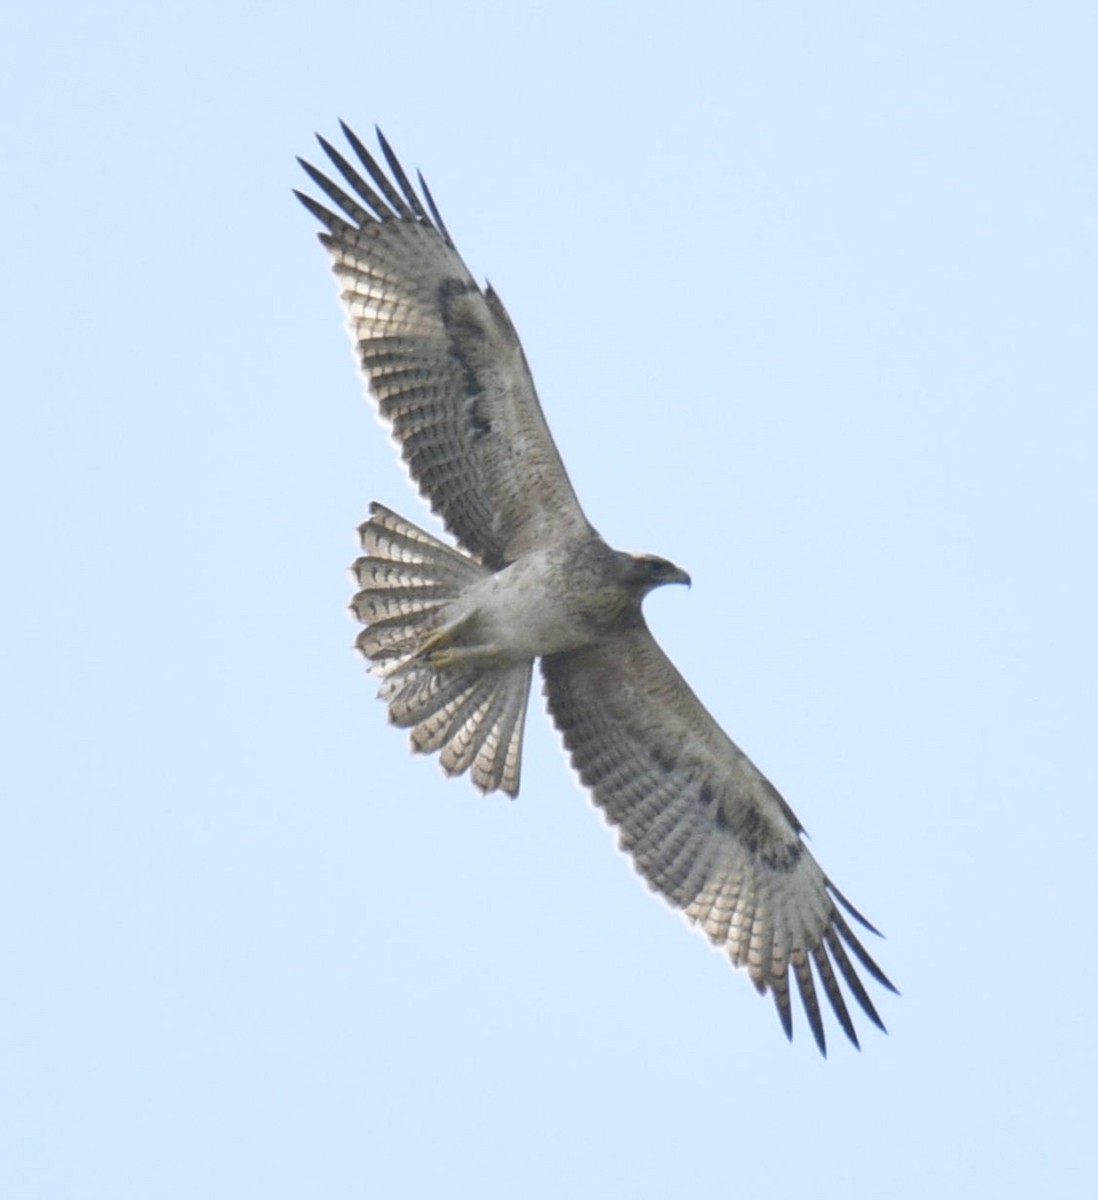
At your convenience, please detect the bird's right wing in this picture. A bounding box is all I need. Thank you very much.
[296,124,594,569]
[542,625,896,1055]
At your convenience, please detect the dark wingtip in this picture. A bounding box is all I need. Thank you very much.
[830,882,885,937]
[298,122,455,251]
[772,984,794,1043]
[812,942,860,1049]
[292,186,339,233]
[373,123,395,161]
[418,168,454,247]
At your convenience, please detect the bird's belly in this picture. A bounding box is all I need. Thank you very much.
[458,553,600,659]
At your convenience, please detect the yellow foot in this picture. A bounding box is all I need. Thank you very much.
[413,622,493,670]
[413,626,452,657]
[423,646,463,668]
[414,626,465,668]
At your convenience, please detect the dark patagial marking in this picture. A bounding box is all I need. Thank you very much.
[436,276,479,319]
[648,744,676,775]
[437,278,493,441]
[714,796,803,873]
[464,394,492,440]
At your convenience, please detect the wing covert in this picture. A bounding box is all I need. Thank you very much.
[296,124,593,569]
[541,626,896,1054]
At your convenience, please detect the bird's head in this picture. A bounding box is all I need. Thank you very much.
[624,553,692,595]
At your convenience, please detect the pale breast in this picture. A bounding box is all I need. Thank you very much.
[455,542,632,660]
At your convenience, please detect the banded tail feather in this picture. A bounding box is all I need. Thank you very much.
[351,503,532,796]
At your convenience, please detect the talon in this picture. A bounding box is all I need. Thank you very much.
[414,628,451,658]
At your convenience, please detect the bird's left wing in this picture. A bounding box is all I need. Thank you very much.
[541,626,895,1054]
[296,124,593,569]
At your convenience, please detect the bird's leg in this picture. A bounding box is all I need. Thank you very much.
[412,616,513,670]
[422,644,503,668]
[411,625,464,668]
[412,611,492,668]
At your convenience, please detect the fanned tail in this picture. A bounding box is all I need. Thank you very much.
[350,503,532,796]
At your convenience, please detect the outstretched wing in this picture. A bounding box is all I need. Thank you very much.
[542,626,896,1054]
[296,124,593,569]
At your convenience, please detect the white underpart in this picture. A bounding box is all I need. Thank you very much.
[447,551,596,661]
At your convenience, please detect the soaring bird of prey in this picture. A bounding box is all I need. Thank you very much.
[296,123,895,1054]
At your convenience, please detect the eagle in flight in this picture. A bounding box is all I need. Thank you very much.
[296,124,895,1054]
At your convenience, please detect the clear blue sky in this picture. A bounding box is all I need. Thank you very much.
[3,2,1096,1196]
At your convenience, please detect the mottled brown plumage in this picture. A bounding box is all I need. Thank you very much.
[297,124,895,1054]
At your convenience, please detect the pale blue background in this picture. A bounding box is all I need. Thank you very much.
[3,3,1095,1196]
